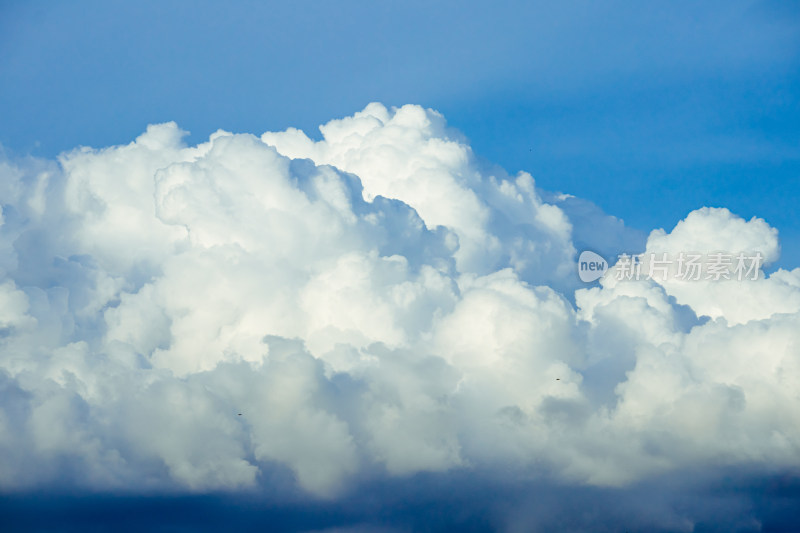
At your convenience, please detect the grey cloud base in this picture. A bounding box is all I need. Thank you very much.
[1,104,799,530]
[2,467,798,532]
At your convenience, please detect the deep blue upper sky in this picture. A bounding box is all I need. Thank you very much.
[2,0,799,266]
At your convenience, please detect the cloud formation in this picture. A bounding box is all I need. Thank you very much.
[1,103,798,528]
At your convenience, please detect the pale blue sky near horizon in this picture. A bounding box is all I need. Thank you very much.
[2,0,799,267]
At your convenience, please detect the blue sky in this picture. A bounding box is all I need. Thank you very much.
[2,0,799,265]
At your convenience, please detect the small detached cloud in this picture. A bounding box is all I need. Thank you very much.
[1,103,798,529]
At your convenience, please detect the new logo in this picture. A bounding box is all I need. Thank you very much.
[578,250,608,283]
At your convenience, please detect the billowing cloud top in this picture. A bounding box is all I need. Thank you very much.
[1,104,799,517]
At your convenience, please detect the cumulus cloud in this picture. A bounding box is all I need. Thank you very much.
[1,103,799,528]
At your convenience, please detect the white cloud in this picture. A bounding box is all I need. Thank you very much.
[598,206,800,325]
[261,103,576,287]
[0,104,799,505]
